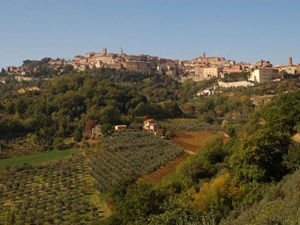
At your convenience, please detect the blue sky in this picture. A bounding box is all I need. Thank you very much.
[0,0,299,69]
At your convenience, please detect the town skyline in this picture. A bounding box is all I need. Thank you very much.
[1,0,300,69]
[3,47,299,86]
[1,47,299,71]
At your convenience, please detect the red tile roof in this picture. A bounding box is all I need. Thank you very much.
[144,119,155,122]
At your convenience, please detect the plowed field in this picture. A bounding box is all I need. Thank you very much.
[171,131,217,153]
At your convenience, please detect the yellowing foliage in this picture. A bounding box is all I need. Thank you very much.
[193,172,244,212]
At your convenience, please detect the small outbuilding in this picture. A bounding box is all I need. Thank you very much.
[115,125,128,132]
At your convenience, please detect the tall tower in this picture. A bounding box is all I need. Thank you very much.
[102,48,107,55]
[203,52,206,58]
[288,56,292,66]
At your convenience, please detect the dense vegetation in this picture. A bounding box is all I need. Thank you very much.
[0,69,185,154]
[89,131,184,192]
[1,67,300,224]
[221,169,300,224]
[1,68,296,154]
[101,90,300,225]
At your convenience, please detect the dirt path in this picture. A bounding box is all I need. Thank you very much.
[80,147,112,218]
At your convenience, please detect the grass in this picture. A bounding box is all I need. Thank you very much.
[0,148,79,171]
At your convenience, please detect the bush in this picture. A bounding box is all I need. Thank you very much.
[283,142,300,171]
[73,129,83,142]
[53,137,67,150]
[177,135,227,187]
[101,123,113,136]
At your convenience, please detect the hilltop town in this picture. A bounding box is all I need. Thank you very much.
[2,49,300,86]
[1,49,300,225]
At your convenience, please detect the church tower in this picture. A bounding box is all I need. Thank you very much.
[288,56,292,66]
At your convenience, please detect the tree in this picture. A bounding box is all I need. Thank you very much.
[110,184,166,224]
[101,123,113,136]
[73,129,83,142]
[283,142,300,171]
[231,127,290,183]
[99,105,121,124]
[176,135,227,187]
[53,137,67,150]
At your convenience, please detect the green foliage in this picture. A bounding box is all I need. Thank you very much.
[72,129,83,142]
[2,64,300,224]
[0,118,26,138]
[231,128,290,183]
[0,68,190,149]
[147,198,204,225]
[283,141,300,171]
[0,155,102,224]
[101,123,113,136]
[247,91,300,135]
[221,170,300,225]
[4,209,15,225]
[294,124,300,133]
[53,137,67,150]
[221,72,250,82]
[176,135,228,187]
[161,119,217,132]
[108,184,166,225]
[89,131,184,192]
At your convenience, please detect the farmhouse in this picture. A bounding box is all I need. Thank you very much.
[115,125,127,132]
[197,88,215,96]
[143,119,160,133]
[0,77,9,84]
[91,125,102,139]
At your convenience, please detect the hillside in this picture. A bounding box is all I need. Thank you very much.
[101,90,300,225]
[221,169,300,224]
[1,68,300,224]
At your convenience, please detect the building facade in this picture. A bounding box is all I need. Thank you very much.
[203,67,222,78]
[249,68,279,83]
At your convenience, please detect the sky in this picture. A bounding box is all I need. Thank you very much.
[0,0,300,69]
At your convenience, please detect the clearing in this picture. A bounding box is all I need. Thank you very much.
[0,148,78,171]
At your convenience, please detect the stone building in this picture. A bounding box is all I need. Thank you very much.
[203,67,222,78]
[249,68,279,83]
[123,61,149,72]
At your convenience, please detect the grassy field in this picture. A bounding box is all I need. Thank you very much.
[0,148,79,171]
[171,130,218,153]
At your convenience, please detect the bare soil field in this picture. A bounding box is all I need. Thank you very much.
[171,130,218,153]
